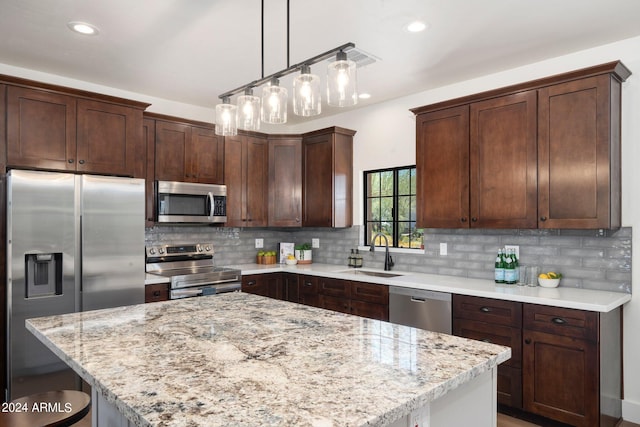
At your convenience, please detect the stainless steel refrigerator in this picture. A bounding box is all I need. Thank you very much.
[6,169,145,400]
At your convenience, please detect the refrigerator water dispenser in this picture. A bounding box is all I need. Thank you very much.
[25,253,63,298]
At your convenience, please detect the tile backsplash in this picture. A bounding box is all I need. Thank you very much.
[146,225,632,294]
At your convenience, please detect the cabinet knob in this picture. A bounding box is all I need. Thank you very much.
[551,317,567,325]
[480,306,491,313]
[296,218,300,223]
[78,160,85,165]
[540,216,547,221]
[460,217,467,223]
[152,290,161,297]
[68,159,74,163]
[247,281,256,286]
[482,338,491,343]
[524,338,532,345]
[471,217,478,222]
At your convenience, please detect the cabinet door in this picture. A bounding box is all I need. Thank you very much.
[298,275,320,307]
[538,75,618,229]
[350,300,389,321]
[6,86,77,171]
[470,91,537,228]
[283,273,299,303]
[76,99,140,176]
[155,121,189,181]
[189,126,224,184]
[415,105,469,228]
[265,273,284,300]
[303,133,334,227]
[245,136,269,227]
[268,138,302,227]
[143,118,156,226]
[223,134,245,226]
[224,135,268,227]
[522,329,598,426]
[321,295,351,315]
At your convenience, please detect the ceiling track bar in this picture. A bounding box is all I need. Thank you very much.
[218,42,356,99]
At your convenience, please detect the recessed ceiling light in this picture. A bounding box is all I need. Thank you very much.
[405,21,428,33]
[359,93,371,100]
[67,21,99,36]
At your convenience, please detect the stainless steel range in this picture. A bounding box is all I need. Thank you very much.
[145,243,241,299]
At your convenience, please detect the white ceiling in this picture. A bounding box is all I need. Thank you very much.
[2,0,640,125]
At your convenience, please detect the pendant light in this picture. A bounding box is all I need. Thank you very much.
[237,88,261,131]
[293,64,321,117]
[261,78,288,124]
[214,97,237,136]
[327,50,358,107]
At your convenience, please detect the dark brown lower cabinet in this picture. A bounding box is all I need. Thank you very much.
[145,283,169,303]
[453,295,622,427]
[242,273,389,321]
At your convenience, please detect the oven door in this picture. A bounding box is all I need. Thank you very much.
[170,282,241,299]
[156,181,227,223]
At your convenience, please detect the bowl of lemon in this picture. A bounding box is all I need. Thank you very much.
[538,271,562,288]
[285,254,298,265]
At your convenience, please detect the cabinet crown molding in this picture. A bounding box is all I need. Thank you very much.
[410,60,631,115]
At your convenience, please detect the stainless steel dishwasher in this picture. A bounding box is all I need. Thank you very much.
[389,286,452,334]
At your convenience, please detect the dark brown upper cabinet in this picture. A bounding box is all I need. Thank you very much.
[6,85,146,177]
[268,135,302,227]
[223,133,269,227]
[302,127,355,228]
[412,61,631,229]
[154,117,224,184]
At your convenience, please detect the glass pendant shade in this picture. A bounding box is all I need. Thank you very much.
[327,51,358,107]
[237,89,261,131]
[215,98,237,136]
[261,78,288,124]
[293,65,321,117]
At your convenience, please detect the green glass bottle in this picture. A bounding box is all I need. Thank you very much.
[494,249,505,283]
[504,248,516,284]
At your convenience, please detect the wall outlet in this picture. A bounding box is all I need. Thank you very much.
[255,238,263,249]
[312,238,320,248]
[439,242,448,256]
[505,244,520,259]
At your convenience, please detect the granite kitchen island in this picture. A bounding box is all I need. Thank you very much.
[27,292,510,427]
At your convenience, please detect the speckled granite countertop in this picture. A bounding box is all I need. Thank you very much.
[27,293,509,427]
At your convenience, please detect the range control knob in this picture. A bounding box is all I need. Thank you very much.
[198,245,203,252]
[158,248,165,254]
[205,245,211,252]
[149,248,156,255]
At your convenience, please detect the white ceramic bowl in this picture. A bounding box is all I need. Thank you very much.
[538,278,560,288]
[285,258,297,265]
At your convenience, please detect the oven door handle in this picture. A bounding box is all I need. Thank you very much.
[173,278,239,289]
[171,288,204,299]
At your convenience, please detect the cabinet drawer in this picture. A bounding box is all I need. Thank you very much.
[242,275,268,297]
[524,304,598,340]
[453,295,522,327]
[319,277,351,298]
[299,275,319,294]
[453,318,521,368]
[145,283,169,303]
[351,282,389,304]
[351,300,389,321]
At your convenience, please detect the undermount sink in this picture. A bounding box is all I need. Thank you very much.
[337,269,404,278]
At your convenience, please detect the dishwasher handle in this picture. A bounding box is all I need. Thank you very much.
[389,286,451,302]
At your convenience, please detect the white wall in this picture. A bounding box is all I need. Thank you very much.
[2,35,639,421]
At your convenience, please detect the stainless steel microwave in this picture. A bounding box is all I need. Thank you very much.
[156,181,227,224]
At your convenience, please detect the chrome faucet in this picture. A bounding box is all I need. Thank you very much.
[370,232,394,271]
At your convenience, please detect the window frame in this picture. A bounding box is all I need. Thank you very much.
[363,165,422,250]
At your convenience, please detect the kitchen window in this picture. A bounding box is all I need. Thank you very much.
[364,166,423,249]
